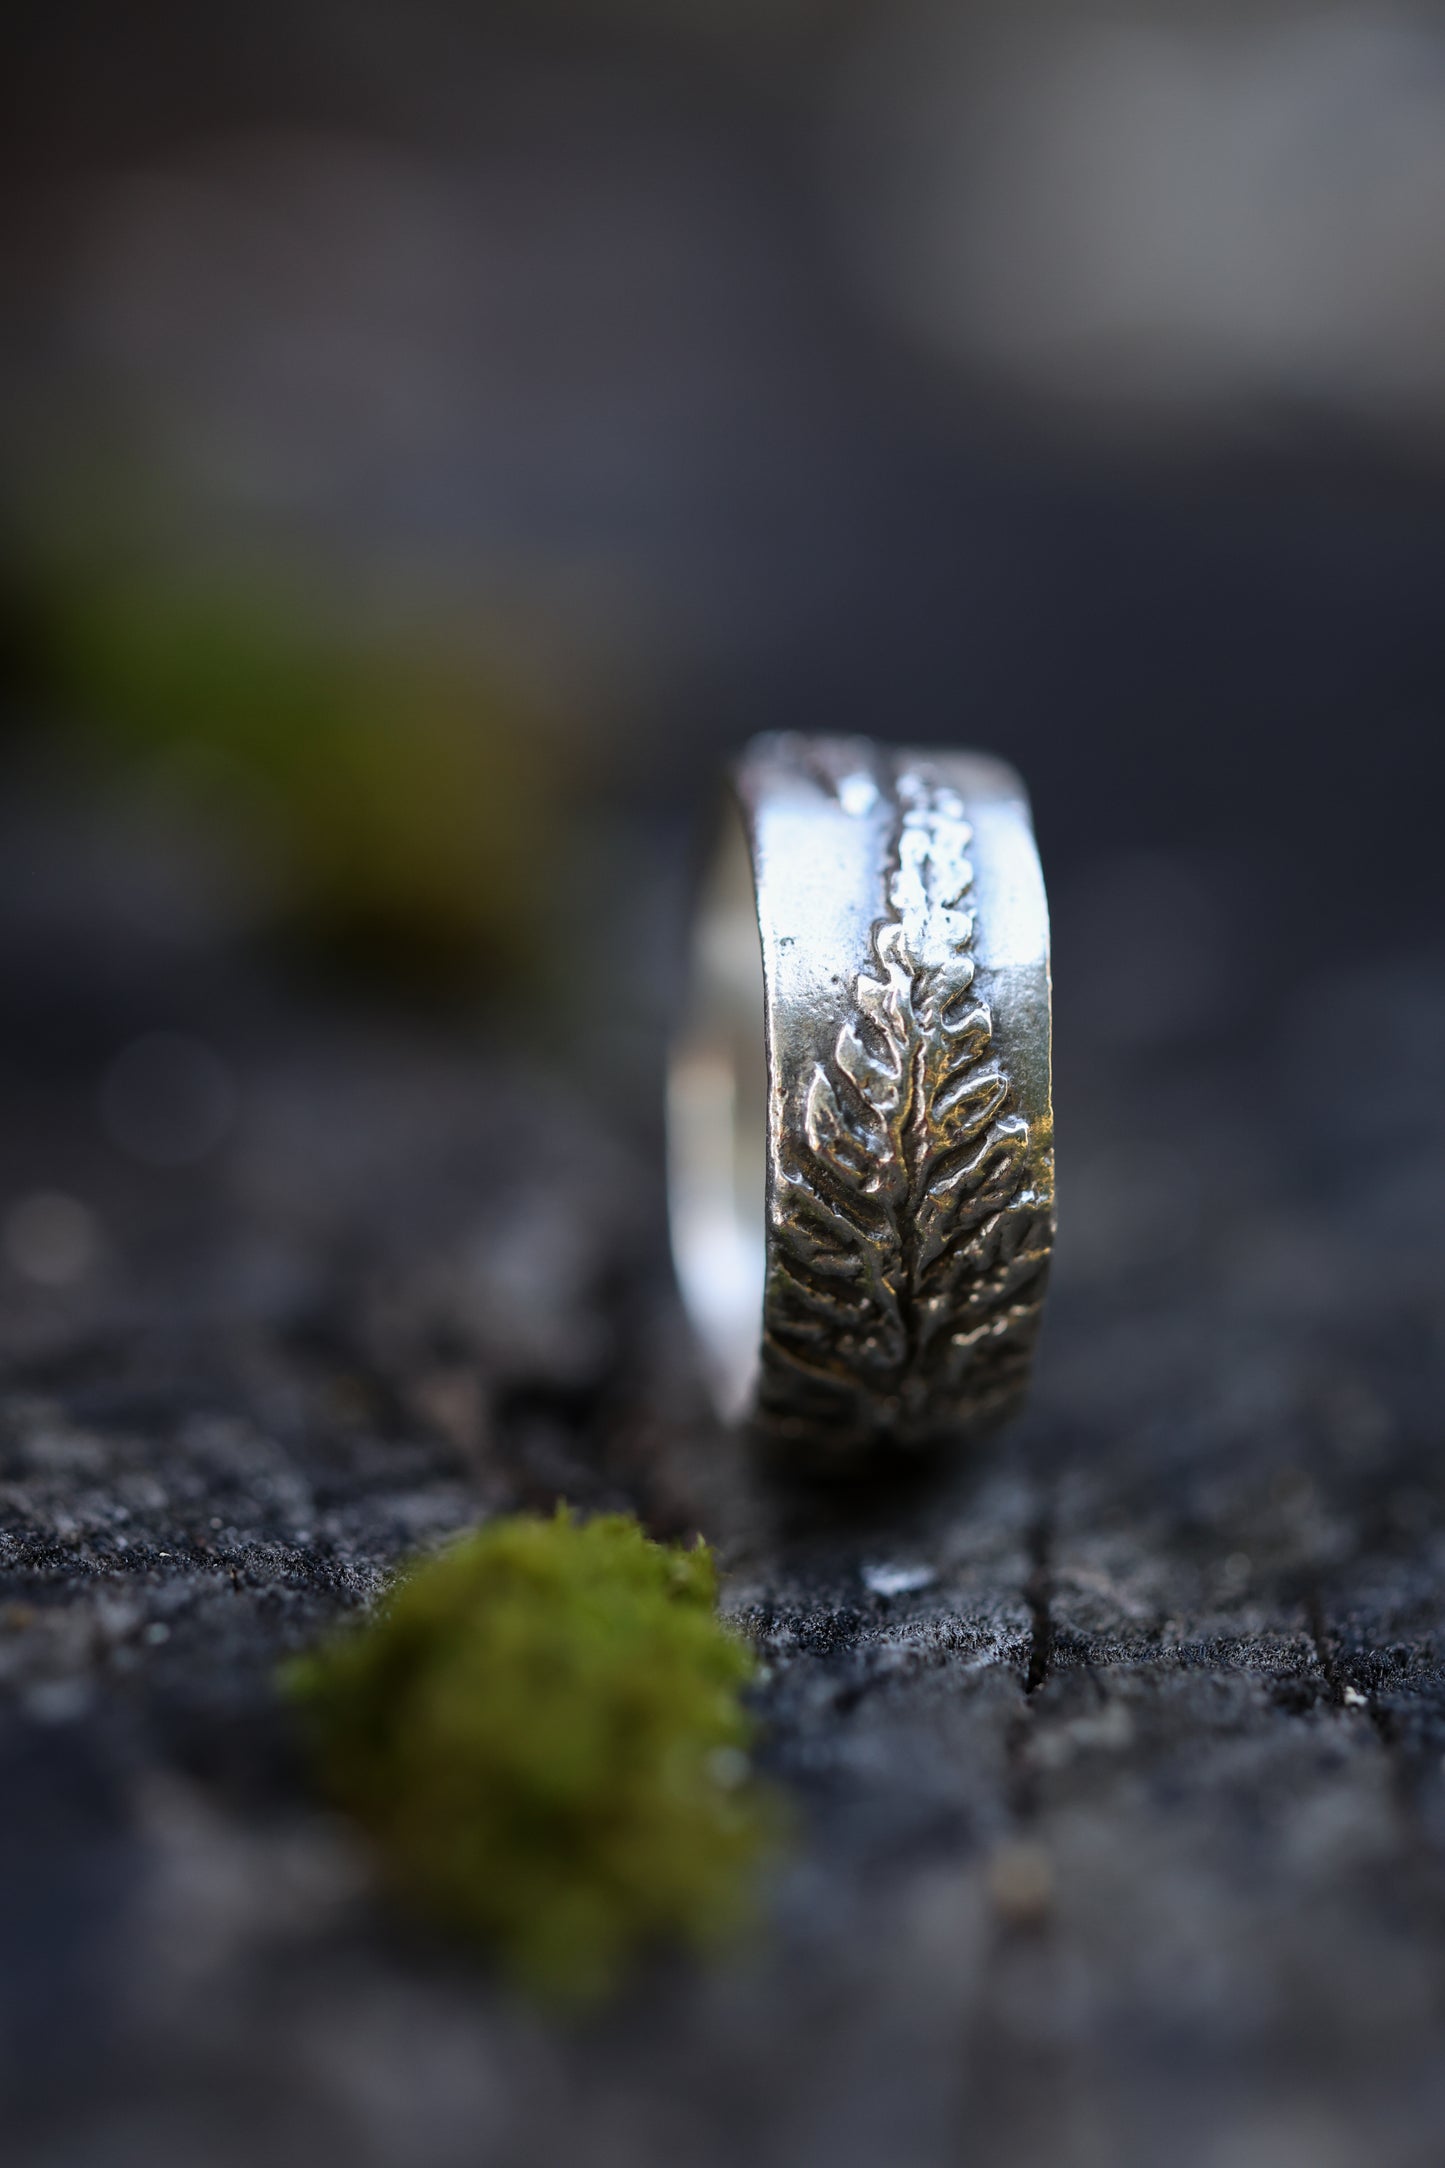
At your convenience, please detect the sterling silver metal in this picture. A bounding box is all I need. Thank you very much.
[669,733,1053,1465]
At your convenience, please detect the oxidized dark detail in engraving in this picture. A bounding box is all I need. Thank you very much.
[762,765,1052,1448]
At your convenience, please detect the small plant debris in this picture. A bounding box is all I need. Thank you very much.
[285,1510,778,2003]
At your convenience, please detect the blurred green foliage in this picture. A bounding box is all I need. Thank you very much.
[11,535,557,988]
[285,1510,779,2003]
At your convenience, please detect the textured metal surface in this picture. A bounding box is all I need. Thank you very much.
[670,734,1053,1463]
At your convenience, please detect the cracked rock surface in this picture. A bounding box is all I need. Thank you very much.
[3,820,1445,2168]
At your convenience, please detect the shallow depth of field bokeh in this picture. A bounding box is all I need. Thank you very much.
[4,2,1443,1077]
[2,11,1445,2165]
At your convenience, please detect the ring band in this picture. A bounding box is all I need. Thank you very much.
[669,733,1054,1466]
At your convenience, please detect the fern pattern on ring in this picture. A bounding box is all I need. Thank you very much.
[763,767,1051,1436]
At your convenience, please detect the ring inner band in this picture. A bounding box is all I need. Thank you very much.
[667,798,767,1419]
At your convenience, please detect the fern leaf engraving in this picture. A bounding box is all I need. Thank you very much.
[764,763,1051,1443]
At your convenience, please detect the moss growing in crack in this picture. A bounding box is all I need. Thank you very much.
[285,1510,776,2002]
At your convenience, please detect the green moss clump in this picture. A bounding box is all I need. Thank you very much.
[285,1511,777,2002]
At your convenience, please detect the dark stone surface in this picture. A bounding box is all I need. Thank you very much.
[3,793,1445,2168]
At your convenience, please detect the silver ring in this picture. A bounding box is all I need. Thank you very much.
[669,732,1054,1466]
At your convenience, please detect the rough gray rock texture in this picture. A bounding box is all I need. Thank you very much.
[2,860,1444,2168]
